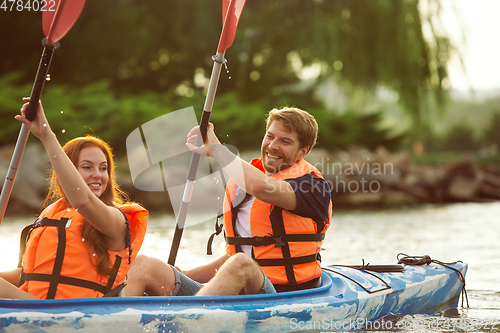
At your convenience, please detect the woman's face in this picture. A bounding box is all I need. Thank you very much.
[76,146,109,198]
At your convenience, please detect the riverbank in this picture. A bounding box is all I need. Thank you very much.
[305,145,500,209]
[1,143,499,216]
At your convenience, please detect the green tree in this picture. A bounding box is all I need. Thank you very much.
[442,124,479,152]
[483,112,500,147]
[0,0,457,127]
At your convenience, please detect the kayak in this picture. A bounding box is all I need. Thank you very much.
[0,260,467,332]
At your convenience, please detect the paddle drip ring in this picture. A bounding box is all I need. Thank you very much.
[212,55,227,64]
[41,38,60,49]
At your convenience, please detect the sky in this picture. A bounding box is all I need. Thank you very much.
[441,0,500,93]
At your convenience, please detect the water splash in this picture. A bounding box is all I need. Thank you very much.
[45,74,51,81]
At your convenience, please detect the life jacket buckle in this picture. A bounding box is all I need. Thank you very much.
[251,235,277,247]
[273,236,285,247]
[33,218,43,228]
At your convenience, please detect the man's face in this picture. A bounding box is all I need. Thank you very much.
[261,120,308,175]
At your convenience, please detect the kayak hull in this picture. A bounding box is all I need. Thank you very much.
[0,262,467,332]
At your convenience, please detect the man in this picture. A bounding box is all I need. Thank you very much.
[125,107,332,296]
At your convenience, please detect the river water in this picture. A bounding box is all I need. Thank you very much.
[0,202,499,332]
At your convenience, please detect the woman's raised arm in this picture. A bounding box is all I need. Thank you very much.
[16,99,126,250]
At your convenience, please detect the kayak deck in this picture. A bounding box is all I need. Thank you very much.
[0,262,467,332]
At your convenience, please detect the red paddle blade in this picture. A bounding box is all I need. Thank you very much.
[217,0,246,53]
[43,0,86,47]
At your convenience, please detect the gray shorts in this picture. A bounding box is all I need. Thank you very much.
[171,266,276,296]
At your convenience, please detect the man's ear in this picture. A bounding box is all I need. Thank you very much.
[297,146,309,160]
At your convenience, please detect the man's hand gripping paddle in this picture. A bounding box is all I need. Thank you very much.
[168,0,247,265]
[0,0,86,224]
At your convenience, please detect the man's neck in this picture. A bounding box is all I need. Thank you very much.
[264,159,301,176]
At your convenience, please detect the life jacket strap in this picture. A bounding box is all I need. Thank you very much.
[21,273,126,297]
[18,223,35,269]
[206,208,224,255]
[225,233,325,247]
[255,253,321,267]
[273,276,322,293]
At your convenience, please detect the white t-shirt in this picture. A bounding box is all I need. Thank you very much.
[234,196,255,257]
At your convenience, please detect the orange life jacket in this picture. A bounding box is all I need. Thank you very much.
[19,199,148,299]
[224,158,331,286]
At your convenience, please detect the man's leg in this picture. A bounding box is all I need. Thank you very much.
[196,253,266,296]
[125,255,176,296]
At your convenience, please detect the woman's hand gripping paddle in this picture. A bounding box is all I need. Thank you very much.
[167,0,246,266]
[0,0,86,224]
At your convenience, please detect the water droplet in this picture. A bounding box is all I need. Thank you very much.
[224,61,231,79]
[82,238,85,242]
[92,253,96,256]
[61,129,65,133]
[77,188,80,190]
[60,110,64,114]
[43,123,47,127]
[217,197,220,200]
[46,74,51,81]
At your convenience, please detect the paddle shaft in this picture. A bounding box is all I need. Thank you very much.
[167,52,226,266]
[0,125,30,223]
[0,42,56,224]
[26,40,57,121]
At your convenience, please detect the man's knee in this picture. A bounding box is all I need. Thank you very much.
[224,253,259,275]
[127,255,176,296]
[132,254,150,268]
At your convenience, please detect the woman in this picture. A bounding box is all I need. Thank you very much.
[0,98,148,299]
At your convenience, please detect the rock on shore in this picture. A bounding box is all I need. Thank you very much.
[305,146,500,209]
[0,143,49,216]
[1,144,499,216]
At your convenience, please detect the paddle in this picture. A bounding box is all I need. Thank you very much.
[0,0,86,223]
[167,0,246,265]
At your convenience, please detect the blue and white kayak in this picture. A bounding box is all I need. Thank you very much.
[0,261,467,332]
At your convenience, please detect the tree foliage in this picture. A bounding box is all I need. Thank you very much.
[0,75,404,154]
[0,0,457,151]
[1,1,454,113]
[441,124,479,152]
[483,113,500,148]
